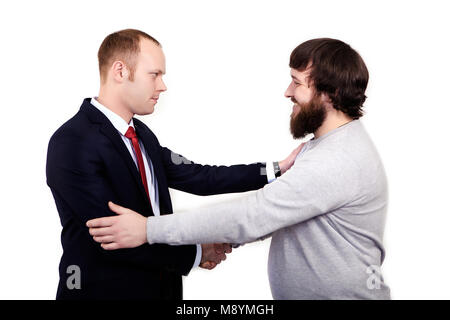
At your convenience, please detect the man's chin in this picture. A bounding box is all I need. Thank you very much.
[290,113,299,125]
[290,115,312,139]
[135,108,155,116]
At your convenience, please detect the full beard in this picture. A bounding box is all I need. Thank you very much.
[290,95,326,139]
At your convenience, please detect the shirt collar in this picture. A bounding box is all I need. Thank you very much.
[90,97,134,136]
[309,119,358,146]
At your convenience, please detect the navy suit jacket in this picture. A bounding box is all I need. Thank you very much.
[46,98,268,300]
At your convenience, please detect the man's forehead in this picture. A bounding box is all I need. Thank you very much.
[290,68,310,80]
[138,41,166,72]
[140,41,164,57]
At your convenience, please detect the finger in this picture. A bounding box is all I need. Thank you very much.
[86,216,115,228]
[209,256,221,264]
[93,235,115,244]
[293,142,305,155]
[89,226,115,237]
[223,243,232,254]
[101,242,121,250]
[108,201,132,215]
[214,253,226,263]
[214,243,224,254]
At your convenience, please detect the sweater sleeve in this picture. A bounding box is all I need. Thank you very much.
[146,150,360,245]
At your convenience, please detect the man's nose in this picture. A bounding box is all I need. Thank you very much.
[284,82,293,98]
[159,78,167,92]
[284,87,292,98]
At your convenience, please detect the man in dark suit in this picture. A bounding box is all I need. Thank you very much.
[46,29,300,300]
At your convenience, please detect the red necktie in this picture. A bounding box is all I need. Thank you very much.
[125,126,150,201]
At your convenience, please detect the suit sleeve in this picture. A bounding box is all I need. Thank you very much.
[46,132,196,276]
[161,146,268,195]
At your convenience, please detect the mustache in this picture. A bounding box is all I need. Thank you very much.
[291,98,298,104]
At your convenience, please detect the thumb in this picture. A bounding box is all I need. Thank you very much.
[201,261,217,270]
[108,201,130,215]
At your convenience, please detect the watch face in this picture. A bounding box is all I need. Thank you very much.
[273,162,281,177]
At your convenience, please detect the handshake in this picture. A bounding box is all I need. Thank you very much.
[200,243,233,270]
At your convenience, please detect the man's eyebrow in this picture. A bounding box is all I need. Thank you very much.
[150,69,166,75]
[291,75,301,81]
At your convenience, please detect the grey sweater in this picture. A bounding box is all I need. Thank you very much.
[147,120,391,299]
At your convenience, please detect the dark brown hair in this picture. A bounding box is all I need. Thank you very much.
[290,38,368,119]
[98,29,160,82]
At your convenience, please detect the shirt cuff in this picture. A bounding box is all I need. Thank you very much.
[266,161,276,183]
[193,244,202,269]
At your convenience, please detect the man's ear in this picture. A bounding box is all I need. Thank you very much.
[111,61,129,82]
[320,92,334,109]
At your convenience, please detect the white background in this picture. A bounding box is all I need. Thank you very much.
[1,0,449,300]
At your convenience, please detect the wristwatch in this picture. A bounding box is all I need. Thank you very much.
[273,161,281,178]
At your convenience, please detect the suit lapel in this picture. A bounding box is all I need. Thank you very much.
[80,99,150,205]
[100,124,150,203]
